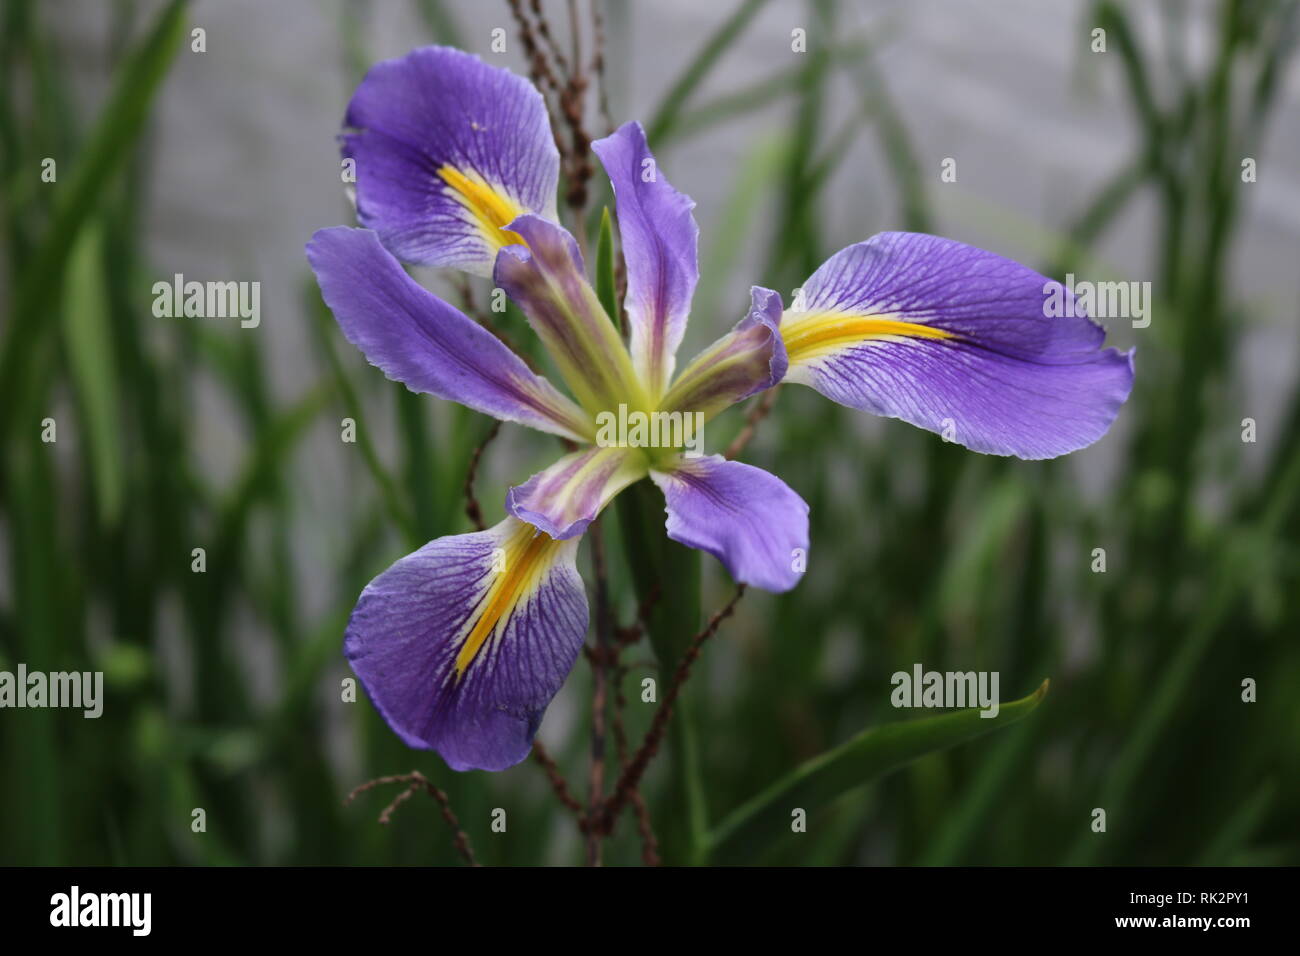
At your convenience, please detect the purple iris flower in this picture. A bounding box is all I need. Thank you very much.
[306,47,1134,772]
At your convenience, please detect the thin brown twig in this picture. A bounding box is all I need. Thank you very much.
[507,0,563,97]
[614,581,661,647]
[561,0,593,223]
[629,790,660,866]
[594,585,748,833]
[378,780,421,823]
[532,0,571,75]
[613,623,642,647]
[345,771,479,866]
[531,739,584,815]
[567,0,581,74]
[508,0,569,170]
[611,664,630,762]
[585,517,614,865]
[519,28,567,168]
[509,0,594,251]
[725,386,781,460]
[591,0,614,136]
[464,420,502,531]
[612,662,660,865]
[454,276,489,324]
[505,0,661,867]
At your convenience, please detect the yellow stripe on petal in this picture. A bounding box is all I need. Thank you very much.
[782,310,956,365]
[454,522,562,679]
[439,164,527,251]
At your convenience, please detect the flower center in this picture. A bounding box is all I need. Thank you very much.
[782,311,955,365]
[438,165,526,250]
[454,525,560,679]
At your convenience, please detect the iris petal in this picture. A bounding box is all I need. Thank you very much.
[660,286,787,423]
[592,122,699,399]
[495,215,647,415]
[345,518,587,772]
[342,46,559,275]
[506,446,648,540]
[307,226,592,441]
[783,232,1135,459]
[651,454,809,593]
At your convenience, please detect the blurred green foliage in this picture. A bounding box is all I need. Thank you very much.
[1,0,1297,866]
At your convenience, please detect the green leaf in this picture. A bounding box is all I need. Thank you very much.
[1195,779,1276,865]
[303,276,416,543]
[707,679,1051,859]
[646,0,772,145]
[694,133,789,326]
[658,37,871,148]
[615,480,706,863]
[412,0,466,47]
[0,0,188,445]
[213,383,333,570]
[62,223,125,526]
[596,206,619,333]
[617,481,701,666]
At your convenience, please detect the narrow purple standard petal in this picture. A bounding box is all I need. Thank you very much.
[345,518,587,772]
[650,455,809,593]
[660,286,787,422]
[307,226,591,441]
[782,232,1135,459]
[506,446,647,540]
[592,121,699,398]
[495,215,645,413]
[342,46,560,275]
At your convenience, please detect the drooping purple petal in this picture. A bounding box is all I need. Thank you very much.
[506,447,647,539]
[495,215,645,414]
[345,518,587,772]
[342,46,559,276]
[783,232,1135,459]
[650,455,809,593]
[307,226,591,441]
[592,121,699,397]
[660,286,787,422]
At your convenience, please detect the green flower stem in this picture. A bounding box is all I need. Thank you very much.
[600,204,709,862]
[615,480,705,865]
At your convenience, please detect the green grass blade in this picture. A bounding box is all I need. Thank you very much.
[304,277,416,543]
[412,0,465,47]
[596,206,619,332]
[0,0,188,444]
[645,0,772,145]
[62,222,125,526]
[1195,780,1276,866]
[708,679,1050,858]
[659,38,869,148]
[694,133,789,327]
[1066,440,1300,865]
